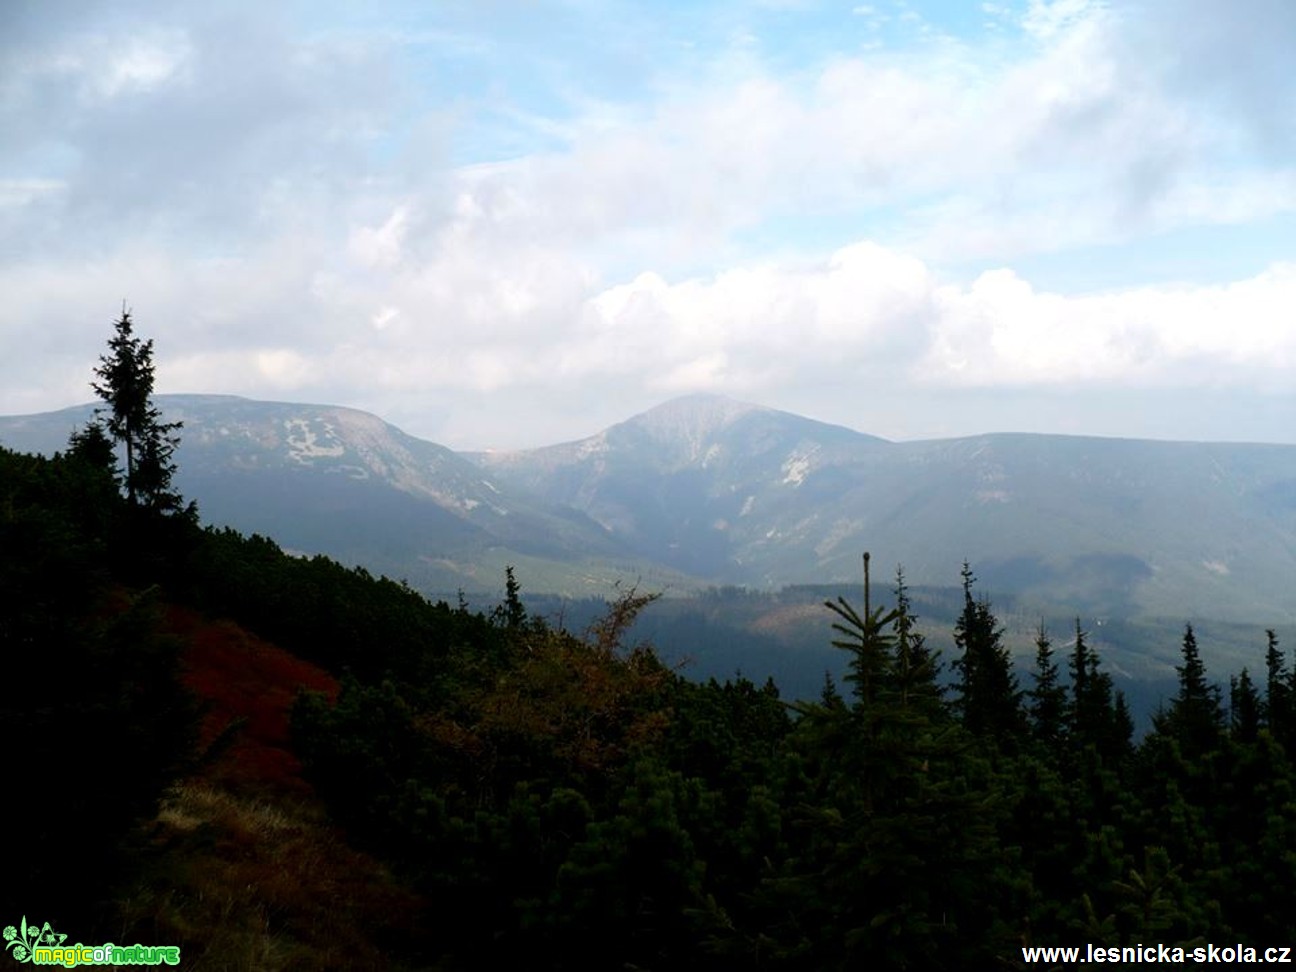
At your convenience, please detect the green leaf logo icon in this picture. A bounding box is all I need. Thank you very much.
[3,917,63,964]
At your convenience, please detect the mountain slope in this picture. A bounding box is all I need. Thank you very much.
[469,393,891,577]
[0,395,680,595]
[6,392,1296,623]
[471,395,1296,623]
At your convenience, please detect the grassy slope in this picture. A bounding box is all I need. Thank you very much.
[114,606,432,972]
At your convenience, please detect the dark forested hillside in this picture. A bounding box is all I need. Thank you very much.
[288,551,1296,968]
[6,418,1296,967]
[0,444,195,927]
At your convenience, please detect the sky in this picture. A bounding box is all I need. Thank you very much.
[2,0,1294,450]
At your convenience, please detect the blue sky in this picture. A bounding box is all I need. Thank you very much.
[1,0,1294,448]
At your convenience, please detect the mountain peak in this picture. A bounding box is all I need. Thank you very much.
[625,393,766,443]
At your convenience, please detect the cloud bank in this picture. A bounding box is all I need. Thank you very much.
[1,0,1292,447]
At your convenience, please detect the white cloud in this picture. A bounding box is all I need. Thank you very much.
[388,0,1288,282]
[92,30,194,100]
[568,244,1296,396]
[926,262,1296,388]
[348,206,409,270]
[1,0,1294,449]
[1022,0,1101,41]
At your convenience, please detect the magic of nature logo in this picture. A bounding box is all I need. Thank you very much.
[3,917,179,967]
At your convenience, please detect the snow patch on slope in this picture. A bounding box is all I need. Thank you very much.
[285,418,345,464]
[576,432,610,459]
[781,445,820,486]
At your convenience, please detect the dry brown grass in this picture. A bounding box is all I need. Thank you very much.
[120,780,431,971]
[112,609,440,971]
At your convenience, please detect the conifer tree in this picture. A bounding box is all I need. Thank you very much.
[819,670,846,710]
[90,306,186,514]
[1078,623,1133,765]
[1263,629,1291,743]
[1230,668,1260,743]
[1068,616,1092,714]
[892,565,944,715]
[824,552,898,709]
[1068,619,1121,756]
[1027,623,1066,746]
[1157,623,1223,757]
[757,557,1014,968]
[66,418,118,478]
[951,562,1024,744]
[1111,691,1134,755]
[494,564,527,629]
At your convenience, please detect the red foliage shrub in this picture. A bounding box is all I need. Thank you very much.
[166,606,338,793]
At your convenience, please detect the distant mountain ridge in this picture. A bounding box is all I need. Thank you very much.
[468,394,891,578]
[3,392,1296,625]
[0,395,678,595]
[470,394,1296,624]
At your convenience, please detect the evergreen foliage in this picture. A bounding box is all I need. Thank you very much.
[951,562,1025,746]
[0,446,196,931]
[1263,629,1292,745]
[1156,623,1225,758]
[1230,668,1260,743]
[891,565,944,716]
[1028,623,1066,746]
[1067,619,1132,765]
[90,306,188,515]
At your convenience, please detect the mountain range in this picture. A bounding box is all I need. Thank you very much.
[3,392,1295,629]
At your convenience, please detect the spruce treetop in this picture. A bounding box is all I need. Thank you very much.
[90,306,187,515]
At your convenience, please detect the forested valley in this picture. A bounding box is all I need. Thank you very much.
[5,317,1296,970]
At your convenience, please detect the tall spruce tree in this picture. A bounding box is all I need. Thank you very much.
[91,306,186,514]
[1263,629,1291,745]
[824,552,898,709]
[1065,620,1132,764]
[951,562,1025,745]
[891,565,944,716]
[1069,621,1108,746]
[1156,623,1223,757]
[1230,668,1260,743]
[1027,623,1066,746]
